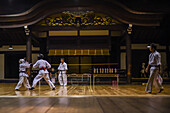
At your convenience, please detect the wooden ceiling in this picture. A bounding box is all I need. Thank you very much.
[0,0,169,47]
[0,0,164,28]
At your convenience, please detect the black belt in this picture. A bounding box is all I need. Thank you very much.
[20,71,26,73]
[150,65,159,67]
[59,70,65,71]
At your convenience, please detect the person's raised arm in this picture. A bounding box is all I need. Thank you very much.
[33,61,39,69]
[20,62,31,68]
[46,61,51,69]
[145,64,150,73]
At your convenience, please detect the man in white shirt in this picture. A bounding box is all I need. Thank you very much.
[15,59,32,91]
[58,58,68,86]
[145,43,164,94]
[31,54,55,90]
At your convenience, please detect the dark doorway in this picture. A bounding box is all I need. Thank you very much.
[132,50,148,78]
[5,52,25,78]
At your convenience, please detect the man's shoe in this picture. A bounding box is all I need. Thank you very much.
[15,89,20,91]
[52,88,56,90]
[158,89,164,93]
[145,91,151,94]
[30,87,35,90]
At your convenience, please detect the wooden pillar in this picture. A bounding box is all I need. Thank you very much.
[126,26,132,83]
[165,18,170,76]
[77,30,80,48]
[25,27,32,78]
[77,30,81,73]
[108,30,111,65]
[166,44,170,76]
[26,35,32,63]
[126,33,132,83]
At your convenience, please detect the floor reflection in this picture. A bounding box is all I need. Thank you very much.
[2,84,170,97]
[58,86,67,96]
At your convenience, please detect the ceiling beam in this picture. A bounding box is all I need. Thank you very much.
[31,25,125,31]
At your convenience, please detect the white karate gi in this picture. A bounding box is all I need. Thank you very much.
[145,51,164,92]
[153,74,163,90]
[58,62,68,86]
[51,78,56,84]
[15,62,31,90]
[32,59,55,89]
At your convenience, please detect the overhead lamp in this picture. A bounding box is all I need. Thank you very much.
[24,25,28,29]
[129,24,132,27]
[127,24,133,34]
[8,45,13,50]
[24,25,30,35]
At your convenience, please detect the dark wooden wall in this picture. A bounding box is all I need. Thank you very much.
[5,52,25,78]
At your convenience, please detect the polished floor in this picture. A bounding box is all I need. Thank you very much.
[0,96,170,113]
[0,83,170,113]
[0,83,170,97]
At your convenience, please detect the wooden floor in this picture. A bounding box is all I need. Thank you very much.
[0,83,170,113]
[0,96,170,113]
[0,83,170,97]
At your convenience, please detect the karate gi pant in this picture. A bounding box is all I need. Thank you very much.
[32,70,55,89]
[145,69,163,92]
[15,74,31,90]
[154,74,163,90]
[51,78,56,84]
[58,71,67,86]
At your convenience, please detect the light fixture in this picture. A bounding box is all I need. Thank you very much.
[129,24,133,27]
[127,24,133,34]
[147,46,151,48]
[24,25,28,29]
[75,17,81,27]
[8,45,13,50]
[24,25,30,35]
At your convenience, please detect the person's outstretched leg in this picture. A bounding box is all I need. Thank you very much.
[145,69,155,93]
[44,74,55,90]
[153,71,164,93]
[23,77,31,90]
[32,74,43,89]
[15,76,24,90]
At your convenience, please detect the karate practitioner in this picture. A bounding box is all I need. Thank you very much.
[58,58,68,86]
[15,59,32,91]
[145,43,164,94]
[31,54,55,90]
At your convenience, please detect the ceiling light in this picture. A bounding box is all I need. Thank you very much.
[8,45,13,50]
[24,26,28,29]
